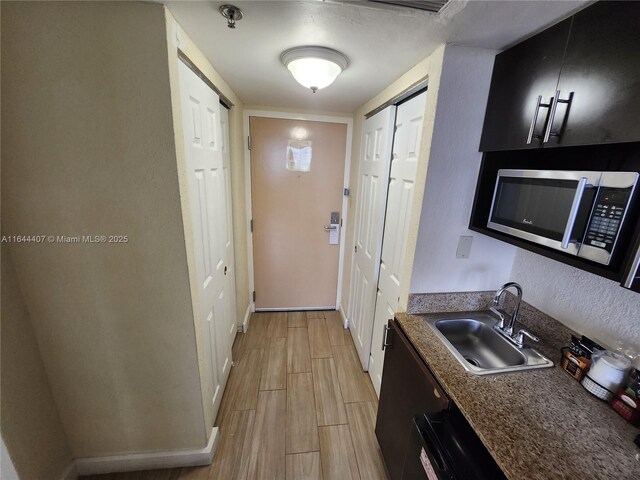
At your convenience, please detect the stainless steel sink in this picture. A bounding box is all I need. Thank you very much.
[425,311,554,375]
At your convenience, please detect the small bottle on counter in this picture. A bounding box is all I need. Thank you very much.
[610,357,640,427]
[561,335,603,381]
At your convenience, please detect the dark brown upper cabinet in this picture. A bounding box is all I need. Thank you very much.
[546,1,640,148]
[479,19,570,152]
[480,1,640,152]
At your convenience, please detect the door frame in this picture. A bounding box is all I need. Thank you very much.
[243,110,353,316]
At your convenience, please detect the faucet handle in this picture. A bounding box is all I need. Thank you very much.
[490,307,507,329]
[514,329,539,348]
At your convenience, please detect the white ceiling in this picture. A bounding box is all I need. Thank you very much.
[165,0,592,113]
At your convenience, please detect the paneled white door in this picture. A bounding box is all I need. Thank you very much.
[368,92,427,395]
[220,106,238,347]
[178,60,232,421]
[349,106,396,369]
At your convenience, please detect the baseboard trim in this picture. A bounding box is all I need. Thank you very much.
[59,461,78,480]
[255,306,335,312]
[338,304,349,329]
[240,303,252,333]
[74,427,219,476]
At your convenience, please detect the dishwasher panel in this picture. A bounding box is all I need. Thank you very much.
[401,405,507,480]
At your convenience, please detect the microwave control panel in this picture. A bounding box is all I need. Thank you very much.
[584,187,633,253]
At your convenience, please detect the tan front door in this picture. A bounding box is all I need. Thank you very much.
[250,116,347,310]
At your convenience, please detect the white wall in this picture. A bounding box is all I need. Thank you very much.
[410,46,517,293]
[511,249,640,348]
[1,437,20,480]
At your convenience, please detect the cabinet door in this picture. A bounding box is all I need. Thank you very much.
[546,1,640,147]
[375,320,449,480]
[479,19,570,152]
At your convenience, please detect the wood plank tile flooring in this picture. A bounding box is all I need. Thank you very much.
[80,311,388,480]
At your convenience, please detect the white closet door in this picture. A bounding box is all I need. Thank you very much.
[368,92,427,396]
[220,106,238,348]
[178,60,232,420]
[349,106,396,369]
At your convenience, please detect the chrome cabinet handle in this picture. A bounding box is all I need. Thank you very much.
[323,225,337,231]
[526,95,553,145]
[526,95,543,145]
[381,323,393,350]
[543,91,560,143]
[561,177,588,249]
[543,89,573,143]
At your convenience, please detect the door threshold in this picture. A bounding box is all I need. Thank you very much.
[255,306,336,312]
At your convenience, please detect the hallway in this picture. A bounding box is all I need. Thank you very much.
[81,311,388,480]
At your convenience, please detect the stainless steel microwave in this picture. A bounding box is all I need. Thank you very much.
[487,170,639,265]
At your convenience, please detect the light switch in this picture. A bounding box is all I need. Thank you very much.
[456,236,473,259]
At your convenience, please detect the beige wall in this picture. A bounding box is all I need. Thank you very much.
[340,46,446,317]
[1,1,206,457]
[166,10,250,337]
[1,245,74,479]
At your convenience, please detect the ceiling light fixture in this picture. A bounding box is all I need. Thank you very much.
[281,46,349,93]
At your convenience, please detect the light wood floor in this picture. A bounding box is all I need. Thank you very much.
[81,311,389,480]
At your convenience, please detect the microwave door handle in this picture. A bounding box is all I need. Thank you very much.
[561,177,588,249]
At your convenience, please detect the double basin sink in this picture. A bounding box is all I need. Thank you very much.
[425,311,554,375]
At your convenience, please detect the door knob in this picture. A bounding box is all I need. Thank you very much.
[323,225,337,231]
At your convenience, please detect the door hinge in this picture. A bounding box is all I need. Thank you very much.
[354,245,358,253]
[250,219,253,233]
[252,291,256,302]
[247,135,251,150]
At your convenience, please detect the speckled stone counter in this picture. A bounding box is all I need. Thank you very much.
[397,293,640,480]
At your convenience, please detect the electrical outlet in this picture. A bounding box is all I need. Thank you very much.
[456,236,473,259]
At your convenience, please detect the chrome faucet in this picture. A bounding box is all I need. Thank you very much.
[491,282,522,336]
[490,282,539,349]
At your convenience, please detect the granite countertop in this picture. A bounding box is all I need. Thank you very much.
[396,298,640,480]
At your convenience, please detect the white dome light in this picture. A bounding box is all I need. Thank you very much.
[281,46,349,93]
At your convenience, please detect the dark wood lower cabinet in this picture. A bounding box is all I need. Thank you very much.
[375,320,449,480]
